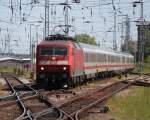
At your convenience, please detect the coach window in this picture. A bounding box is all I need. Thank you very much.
[98,53,101,62]
[101,54,103,62]
[91,53,93,62]
[115,56,117,63]
[109,55,112,63]
[122,56,125,63]
[87,53,89,62]
[89,53,92,62]
[98,53,100,62]
[129,58,131,63]
[107,55,110,63]
[110,55,113,63]
[109,55,111,63]
[85,53,88,62]
[104,54,106,62]
[89,53,91,62]
[119,56,121,63]
[114,56,116,63]
[91,53,94,62]
[96,53,98,62]
[127,58,129,63]
[102,54,105,62]
[92,53,96,62]
[116,56,119,63]
[112,56,115,63]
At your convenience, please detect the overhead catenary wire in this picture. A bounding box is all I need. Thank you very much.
[0,0,149,54]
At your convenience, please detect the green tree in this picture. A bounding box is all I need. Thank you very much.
[145,55,150,63]
[121,40,137,55]
[74,34,96,45]
[128,41,137,55]
[144,29,150,60]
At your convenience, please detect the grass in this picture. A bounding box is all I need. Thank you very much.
[133,63,150,74]
[0,67,14,73]
[0,67,36,81]
[107,87,150,120]
[143,65,150,73]
[0,82,4,91]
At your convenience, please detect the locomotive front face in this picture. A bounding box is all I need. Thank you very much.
[36,45,70,89]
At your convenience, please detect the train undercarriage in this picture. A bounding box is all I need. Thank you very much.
[37,72,69,89]
[36,68,133,89]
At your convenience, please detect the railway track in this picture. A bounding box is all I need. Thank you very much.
[0,73,37,102]
[56,75,150,120]
[55,80,131,120]
[0,73,149,120]
[0,73,73,120]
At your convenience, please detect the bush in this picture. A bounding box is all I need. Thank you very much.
[30,71,34,80]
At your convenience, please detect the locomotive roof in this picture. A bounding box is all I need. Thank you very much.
[38,40,73,47]
[45,34,74,41]
[79,43,133,58]
[38,39,133,58]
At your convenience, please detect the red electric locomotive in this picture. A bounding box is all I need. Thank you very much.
[36,34,84,88]
[36,34,134,89]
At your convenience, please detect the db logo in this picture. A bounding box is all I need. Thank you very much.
[49,61,57,64]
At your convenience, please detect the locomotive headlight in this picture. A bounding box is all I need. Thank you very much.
[63,84,68,88]
[63,66,67,70]
[41,67,44,70]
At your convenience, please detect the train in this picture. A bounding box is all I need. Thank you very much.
[36,34,134,89]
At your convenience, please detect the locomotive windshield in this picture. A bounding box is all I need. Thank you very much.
[40,47,67,56]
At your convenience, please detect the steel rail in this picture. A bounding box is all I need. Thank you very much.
[1,72,38,101]
[1,73,72,120]
[35,95,74,120]
[0,94,15,101]
[4,77,32,120]
[74,75,150,120]
[74,82,131,120]
[0,73,143,120]
[23,76,142,120]
[10,75,38,94]
[2,73,39,120]
[59,81,132,120]
[0,94,39,108]
[0,74,18,100]
[0,91,37,102]
[0,73,38,102]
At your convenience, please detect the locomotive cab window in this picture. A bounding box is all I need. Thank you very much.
[55,47,67,55]
[40,47,67,56]
[40,47,53,56]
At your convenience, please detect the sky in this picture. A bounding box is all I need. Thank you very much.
[0,0,150,54]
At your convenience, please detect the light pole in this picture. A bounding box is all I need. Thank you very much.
[29,24,34,70]
[36,25,40,45]
[112,0,117,50]
[65,0,69,36]
[113,11,117,50]
[45,0,49,38]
